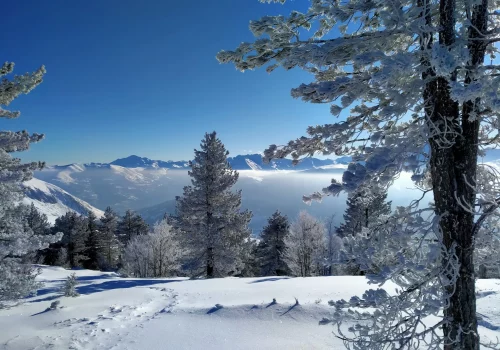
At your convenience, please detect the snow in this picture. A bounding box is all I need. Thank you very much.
[1,266,499,350]
[245,158,262,171]
[22,178,104,224]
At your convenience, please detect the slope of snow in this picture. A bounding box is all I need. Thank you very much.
[23,178,104,223]
[245,158,262,171]
[0,266,499,350]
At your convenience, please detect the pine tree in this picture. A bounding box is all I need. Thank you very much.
[83,211,100,270]
[337,187,391,275]
[218,1,497,347]
[324,214,343,276]
[24,203,51,236]
[336,187,392,239]
[21,203,52,263]
[117,210,149,244]
[240,238,260,277]
[176,132,252,278]
[0,62,62,307]
[99,207,120,269]
[52,212,87,268]
[257,210,290,276]
[63,273,79,297]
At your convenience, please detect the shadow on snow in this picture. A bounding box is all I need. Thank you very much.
[249,277,290,284]
[76,279,181,295]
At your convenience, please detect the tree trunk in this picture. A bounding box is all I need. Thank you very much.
[207,247,214,278]
[424,0,486,348]
[478,265,487,279]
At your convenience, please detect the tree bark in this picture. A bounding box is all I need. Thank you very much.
[425,0,487,348]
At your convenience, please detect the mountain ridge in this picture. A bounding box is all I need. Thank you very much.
[47,154,352,171]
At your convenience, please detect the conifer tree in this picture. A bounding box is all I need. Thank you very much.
[257,210,290,276]
[52,212,87,268]
[21,203,52,263]
[176,132,252,278]
[218,1,499,347]
[83,211,100,270]
[117,210,149,244]
[0,61,61,307]
[336,187,392,239]
[24,203,51,236]
[99,207,120,269]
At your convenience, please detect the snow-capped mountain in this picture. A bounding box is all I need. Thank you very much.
[22,178,104,224]
[49,154,350,171]
[32,154,350,214]
[110,155,190,169]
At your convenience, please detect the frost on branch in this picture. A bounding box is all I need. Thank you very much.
[0,62,61,308]
[218,0,500,347]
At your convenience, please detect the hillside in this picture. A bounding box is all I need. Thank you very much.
[0,266,499,350]
[22,178,104,223]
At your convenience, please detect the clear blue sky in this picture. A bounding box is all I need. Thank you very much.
[6,0,336,165]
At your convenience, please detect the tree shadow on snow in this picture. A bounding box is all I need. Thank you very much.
[30,294,60,303]
[76,279,180,295]
[249,277,290,284]
[76,274,117,282]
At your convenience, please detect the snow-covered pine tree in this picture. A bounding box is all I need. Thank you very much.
[176,132,252,278]
[336,186,391,238]
[63,272,79,297]
[218,1,500,348]
[21,203,52,263]
[83,211,100,270]
[324,214,343,276]
[240,237,260,277]
[283,211,326,277]
[24,203,51,236]
[0,61,61,307]
[99,207,120,270]
[475,213,500,278]
[257,210,290,276]
[337,186,392,275]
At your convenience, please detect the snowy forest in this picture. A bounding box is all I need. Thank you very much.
[3,0,500,349]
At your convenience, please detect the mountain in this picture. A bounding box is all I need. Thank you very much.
[110,155,190,169]
[72,154,351,171]
[32,154,350,214]
[22,178,104,224]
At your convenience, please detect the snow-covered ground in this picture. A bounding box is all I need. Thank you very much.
[1,267,499,350]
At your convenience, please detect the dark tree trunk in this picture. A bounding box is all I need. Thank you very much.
[425,1,488,349]
[207,247,214,278]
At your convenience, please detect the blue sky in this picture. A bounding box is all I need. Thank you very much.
[5,0,337,165]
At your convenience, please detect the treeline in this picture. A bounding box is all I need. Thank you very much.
[33,132,396,279]
[21,131,500,281]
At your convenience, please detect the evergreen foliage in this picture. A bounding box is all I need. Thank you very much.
[257,210,290,276]
[0,61,61,307]
[175,132,252,278]
[99,207,120,270]
[63,272,79,297]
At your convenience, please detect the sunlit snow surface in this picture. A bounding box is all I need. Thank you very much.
[22,178,104,224]
[0,266,499,349]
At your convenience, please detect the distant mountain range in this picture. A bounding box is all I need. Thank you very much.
[26,149,500,230]
[50,154,352,171]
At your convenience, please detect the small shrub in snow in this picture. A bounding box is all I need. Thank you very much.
[49,300,60,310]
[63,273,79,297]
